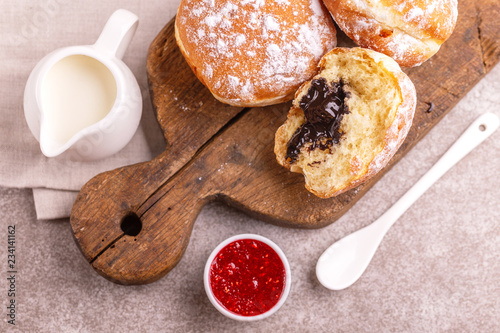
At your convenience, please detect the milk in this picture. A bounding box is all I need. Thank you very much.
[41,55,117,144]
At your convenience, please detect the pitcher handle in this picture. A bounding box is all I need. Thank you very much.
[94,9,139,59]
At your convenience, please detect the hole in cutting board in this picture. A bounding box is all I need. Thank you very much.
[121,213,142,237]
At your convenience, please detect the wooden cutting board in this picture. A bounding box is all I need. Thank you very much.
[70,0,500,285]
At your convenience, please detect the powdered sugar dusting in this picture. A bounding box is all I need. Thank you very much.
[329,0,457,66]
[396,0,457,38]
[404,8,424,21]
[310,0,326,17]
[386,33,421,62]
[264,15,280,31]
[235,34,246,46]
[178,0,337,105]
[362,0,457,40]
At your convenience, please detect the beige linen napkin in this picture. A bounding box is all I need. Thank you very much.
[1,0,180,219]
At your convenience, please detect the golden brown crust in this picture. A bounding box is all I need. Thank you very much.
[175,0,337,107]
[274,47,417,198]
[322,0,458,67]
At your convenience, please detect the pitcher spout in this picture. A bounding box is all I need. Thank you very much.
[39,122,74,158]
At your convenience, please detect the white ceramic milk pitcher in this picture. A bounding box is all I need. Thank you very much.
[24,9,142,161]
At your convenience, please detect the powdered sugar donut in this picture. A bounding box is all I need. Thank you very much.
[175,0,337,107]
[322,0,458,67]
[274,48,416,197]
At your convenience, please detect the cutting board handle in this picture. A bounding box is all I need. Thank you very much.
[70,153,207,284]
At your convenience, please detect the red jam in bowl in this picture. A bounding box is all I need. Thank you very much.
[209,239,286,316]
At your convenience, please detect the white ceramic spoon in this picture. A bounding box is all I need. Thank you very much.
[316,113,499,291]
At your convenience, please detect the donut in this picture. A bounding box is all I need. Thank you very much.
[322,0,458,67]
[175,0,337,107]
[274,47,416,197]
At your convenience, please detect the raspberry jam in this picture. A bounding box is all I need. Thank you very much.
[209,239,286,317]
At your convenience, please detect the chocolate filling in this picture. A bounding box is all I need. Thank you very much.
[285,78,350,163]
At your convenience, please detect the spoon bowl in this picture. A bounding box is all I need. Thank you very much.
[317,221,385,290]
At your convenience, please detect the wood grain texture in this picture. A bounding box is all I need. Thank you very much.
[70,0,500,285]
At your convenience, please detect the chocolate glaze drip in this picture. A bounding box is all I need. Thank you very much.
[425,102,434,113]
[286,78,350,163]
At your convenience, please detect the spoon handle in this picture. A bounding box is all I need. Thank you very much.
[316,113,499,291]
[375,112,499,234]
[357,113,500,282]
